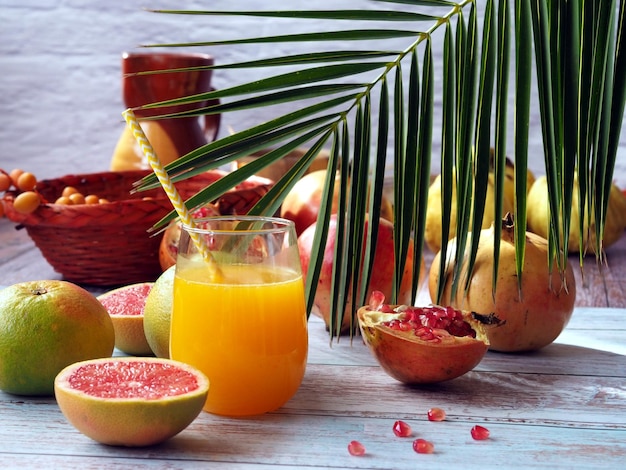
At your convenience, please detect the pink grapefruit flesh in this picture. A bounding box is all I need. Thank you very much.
[54,357,209,447]
[98,283,154,356]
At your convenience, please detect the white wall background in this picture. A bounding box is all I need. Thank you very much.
[1,0,625,188]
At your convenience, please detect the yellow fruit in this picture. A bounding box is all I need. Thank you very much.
[0,173,12,192]
[526,175,626,253]
[503,156,536,204]
[84,194,100,204]
[9,168,24,187]
[62,186,79,197]
[69,192,86,205]
[110,121,179,171]
[54,357,209,447]
[424,171,515,253]
[97,283,154,356]
[143,267,175,358]
[0,280,115,396]
[54,196,74,205]
[12,191,41,214]
[16,172,37,192]
[424,151,534,253]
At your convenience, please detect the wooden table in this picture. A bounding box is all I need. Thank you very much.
[0,219,625,468]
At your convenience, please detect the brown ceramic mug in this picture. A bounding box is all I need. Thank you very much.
[111,52,221,170]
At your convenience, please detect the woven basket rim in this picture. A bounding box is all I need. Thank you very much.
[2,169,267,228]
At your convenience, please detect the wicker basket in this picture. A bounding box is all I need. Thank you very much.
[2,170,271,286]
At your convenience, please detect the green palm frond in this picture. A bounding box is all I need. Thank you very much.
[132,0,625,339]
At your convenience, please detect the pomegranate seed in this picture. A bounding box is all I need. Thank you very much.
[413,438,435,454]
[392,420,412,437]
[347,440,366,456]
[368,291,386,311]
[427,407,446,422]
[470,425,490,440]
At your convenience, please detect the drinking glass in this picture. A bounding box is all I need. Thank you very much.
[170,216,308,416]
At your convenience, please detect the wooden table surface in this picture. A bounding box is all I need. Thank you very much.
[0,220,625,468]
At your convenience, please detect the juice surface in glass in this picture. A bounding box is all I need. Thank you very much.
[171,258,308,416]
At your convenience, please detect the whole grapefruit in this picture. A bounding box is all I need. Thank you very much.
[0,280,115,396]
[143,266,175,358]
[97,283,154,356]
[54,357,209,447]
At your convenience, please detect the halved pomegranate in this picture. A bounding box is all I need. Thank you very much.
[357,291,502,384]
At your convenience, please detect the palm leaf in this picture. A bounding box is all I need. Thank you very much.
[133,1,624,339]
[513,0,532,291]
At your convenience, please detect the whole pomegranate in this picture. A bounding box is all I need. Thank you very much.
[357,291,499,384]
[281,169,393,235]
[429,215,576,352]
[159,204,220,271]
[298,215,425,334]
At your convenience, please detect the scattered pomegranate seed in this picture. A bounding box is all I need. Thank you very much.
[470,425,490,440]
[413,438,435,454]
[347,440,366,456]
[427,407,446,422]
[392,420,413,437]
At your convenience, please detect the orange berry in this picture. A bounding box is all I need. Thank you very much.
[9,169,24,187]
[98,198,110,204]
[62,186,79,197]
[16,172,37,192]
[0,173,11,192]
[84,194,100,204]
[69,193,86,205]
[54,196,74,205]
[13,191,41,214]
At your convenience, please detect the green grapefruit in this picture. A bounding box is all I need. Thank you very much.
[0,280,115,396]
[97,283,154,356]
[143,266,175,358]
[54,357,209,447]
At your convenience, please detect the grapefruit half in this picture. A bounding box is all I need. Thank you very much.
[97,283,154,356]
[54,357,209,447]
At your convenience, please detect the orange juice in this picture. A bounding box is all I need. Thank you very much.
[171,259,308,416]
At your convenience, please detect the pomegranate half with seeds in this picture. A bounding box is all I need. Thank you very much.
[357,292,501,384]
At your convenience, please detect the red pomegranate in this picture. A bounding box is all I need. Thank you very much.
[298,215,425,334]
[158,204,220,271]
[158,182,272,271]
[281,170,393,235]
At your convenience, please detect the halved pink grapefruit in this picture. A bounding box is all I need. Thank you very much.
[54,357,209,447]
[97,283,154,356]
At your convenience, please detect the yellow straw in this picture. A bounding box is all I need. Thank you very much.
[122,109,220,274]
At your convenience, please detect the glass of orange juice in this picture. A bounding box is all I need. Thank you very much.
[170,215,308,416]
